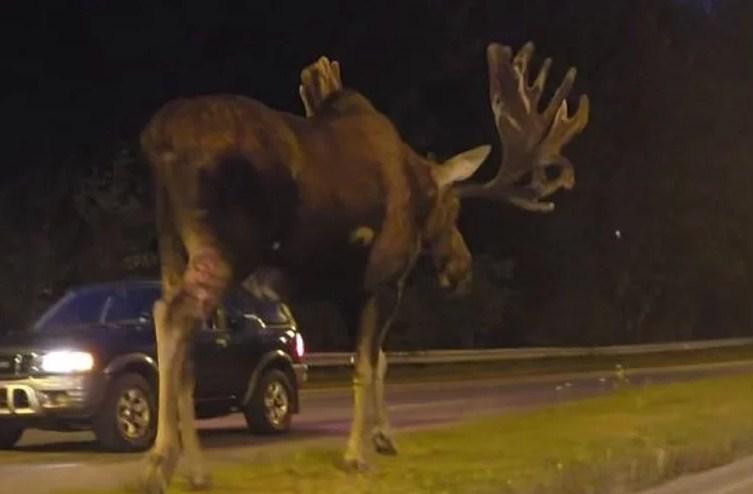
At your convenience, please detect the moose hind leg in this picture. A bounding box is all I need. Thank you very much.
[178,354,211,490]
[141,300,181,494]
[141,247,231,494]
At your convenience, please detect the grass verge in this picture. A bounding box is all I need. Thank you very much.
[80,372,753,494]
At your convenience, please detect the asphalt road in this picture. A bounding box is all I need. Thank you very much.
[1,360,752,494]
[638,455,753,494]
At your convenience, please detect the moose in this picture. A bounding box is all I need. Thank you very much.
[138,41,589,492]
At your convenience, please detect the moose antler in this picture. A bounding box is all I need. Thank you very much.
[457,42,589,212]
[299,56,343,117]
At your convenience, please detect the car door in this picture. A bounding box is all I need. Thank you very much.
[193,311,238,401]
[225,304,267,393]
[220,290,273,391]
[194,297,270,401]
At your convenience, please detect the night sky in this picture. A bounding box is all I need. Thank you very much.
[3,1,721,182]
[4,2,357,181]
[2,1,579,183]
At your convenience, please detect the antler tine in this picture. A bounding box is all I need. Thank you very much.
[299,56,343,117]
[456,42,590,212]
[544,94,590,159]
[542,66,577,125]
[530,57,552,109]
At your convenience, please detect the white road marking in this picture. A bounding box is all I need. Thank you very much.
[389,399,470,411]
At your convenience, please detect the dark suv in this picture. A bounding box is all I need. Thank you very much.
[0,280,306,451]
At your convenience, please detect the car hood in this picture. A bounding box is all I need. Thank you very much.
[0,324,150,355]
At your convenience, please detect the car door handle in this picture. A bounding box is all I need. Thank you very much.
[215,336,229,348]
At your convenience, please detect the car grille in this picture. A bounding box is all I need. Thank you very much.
[0,353,34,377]
[0,385,38,415]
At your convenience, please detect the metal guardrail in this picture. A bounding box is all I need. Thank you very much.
[305,337,753,367]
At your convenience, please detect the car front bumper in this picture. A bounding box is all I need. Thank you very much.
[293,363,308,386]
[0,373,106,421]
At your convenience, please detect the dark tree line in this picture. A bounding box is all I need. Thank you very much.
[2,1,752,350]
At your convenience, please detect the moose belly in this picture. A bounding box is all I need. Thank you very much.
[280,235,372,296]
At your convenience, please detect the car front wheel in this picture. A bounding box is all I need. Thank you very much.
[93,373,157,452]
[0,423,24,449]
[244,369,293,434]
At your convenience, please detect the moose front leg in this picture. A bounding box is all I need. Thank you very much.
[343,296,376,471]
[370,283,403,456]
[371,349,398,456]
[343,284,402,470]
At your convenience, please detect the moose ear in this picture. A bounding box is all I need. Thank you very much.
[431,145,491,189]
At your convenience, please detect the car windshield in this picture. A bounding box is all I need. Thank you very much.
[33,285,161,332]
[102,286,161,324]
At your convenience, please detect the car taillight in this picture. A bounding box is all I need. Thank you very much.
[294,333,305,359]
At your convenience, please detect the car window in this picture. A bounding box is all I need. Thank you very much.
[256,302,289,325]
[103,286,161,323]
[34,289,111,331]
[223,290,289,325]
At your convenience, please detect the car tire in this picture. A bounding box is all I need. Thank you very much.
[0,423,24,449]
[244,369,293,434]
[93,373,157,452]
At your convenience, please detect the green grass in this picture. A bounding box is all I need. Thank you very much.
[83,372,753,494]
[306,344,753,387]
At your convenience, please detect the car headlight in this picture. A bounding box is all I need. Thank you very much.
[40,350,95,373]
[295,332,305,359]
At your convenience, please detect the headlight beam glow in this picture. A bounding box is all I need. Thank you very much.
[40,350,95,373]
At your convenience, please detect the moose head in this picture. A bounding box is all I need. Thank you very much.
[405,42,589,296]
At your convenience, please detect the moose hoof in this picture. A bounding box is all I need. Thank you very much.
[185,471,212,491]
[372,430,398,456]
[139,452,174,494]
[139,467,167,494]
[342,456,370,473]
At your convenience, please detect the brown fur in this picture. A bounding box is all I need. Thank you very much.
[142,91,440,291]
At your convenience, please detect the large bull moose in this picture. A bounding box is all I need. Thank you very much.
[138,42,589,492]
